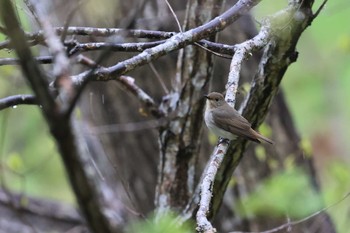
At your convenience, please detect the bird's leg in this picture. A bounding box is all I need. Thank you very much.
[218,137,230,146]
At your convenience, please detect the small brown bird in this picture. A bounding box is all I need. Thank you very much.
[204,92,273,144]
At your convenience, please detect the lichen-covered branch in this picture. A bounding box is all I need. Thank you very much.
[196,142,229,233]
[195,24,270,233]
[210,0,319,222]
[154,0,262,217]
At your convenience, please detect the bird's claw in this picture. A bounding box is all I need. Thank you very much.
[218,137,230,146]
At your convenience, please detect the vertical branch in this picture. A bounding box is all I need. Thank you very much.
[210,1,317,222]
[28,0,73,108]
[155,0,225,215]
[196,143,229,233]
[0,0,56,115]
[1,1,127,232]
[196,24,270,233]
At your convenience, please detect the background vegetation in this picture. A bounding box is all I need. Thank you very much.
[0,0,349,232]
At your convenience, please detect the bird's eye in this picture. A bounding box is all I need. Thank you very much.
[215,98,219,102]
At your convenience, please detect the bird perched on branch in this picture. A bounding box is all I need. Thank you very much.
[204,92,273,144]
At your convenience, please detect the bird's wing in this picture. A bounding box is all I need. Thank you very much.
[211,106,253,138]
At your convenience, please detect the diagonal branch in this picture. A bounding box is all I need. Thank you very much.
[0,40,235,66]
[66,0,262,120]
[73,56,162,117]
[0,27,177,50]
[191,0,322,230]
[73,0,262,85]
[0,0,56,116]
[210,0,318,223]
[1,1,128,232]
[196,25,271,233]
[0,189,85,232]
[0,95,37,111]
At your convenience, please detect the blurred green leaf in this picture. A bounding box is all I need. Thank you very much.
[299,138,313,158]
[321,161,350,233]
[6,152,24,172]
[255,145,266,162]
[127,211,194,233]
[324,162,350,203]
[337,34,350,53]
[283,154,296,170]
[207,132,218,145]
[238,169,323,218]
[258,123,272,138]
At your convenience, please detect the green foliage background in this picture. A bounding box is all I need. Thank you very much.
[254,1,350,232]
[0,0,349,232]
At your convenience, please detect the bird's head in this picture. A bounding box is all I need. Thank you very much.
[204,92,226,109]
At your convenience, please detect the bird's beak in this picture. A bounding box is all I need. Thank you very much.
[204,95,209,99]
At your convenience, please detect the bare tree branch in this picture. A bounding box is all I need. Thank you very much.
[67,40,166,55]
[196,24,270,233]
[0,95,37,111]
[0,0,333,232]
[0,189,86,233]
[0,40,235,66]
[79,0,261,82]
[210,0,318,222]
[0,56,53,66]
[196,141,229,233]
[312,0,328,20]
[0,27,176,50]
[60,1,83,42]
[71,54,162,117]
[0,1,128,232]
[30,2,70,80]
[0,0,56,115]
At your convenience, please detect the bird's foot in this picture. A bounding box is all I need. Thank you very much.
[218,137,230,146]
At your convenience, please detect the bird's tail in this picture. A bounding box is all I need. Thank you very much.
[251,129,274,144]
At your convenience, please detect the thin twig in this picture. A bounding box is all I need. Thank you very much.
[78,0,262,87]
[164,0,182,32]
[312,0,328,19]
[229,191,350,233]
[0,56,53,66]
[29,1,72,106]
[0,0,56,114]
[195,42,233,59]
[0,27,176,50]
[165,0,232,59]
[75,54,99,68]
[23,0,40,25]
[0,95,37,111]
[149,62,169,94]
[63,48,112,118]
[60,1,83,42]
[73,56,162,117]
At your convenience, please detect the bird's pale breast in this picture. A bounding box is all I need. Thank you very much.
[204,107,236,140]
